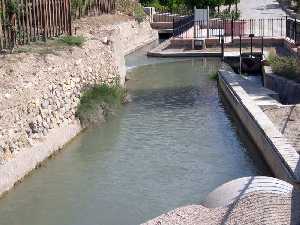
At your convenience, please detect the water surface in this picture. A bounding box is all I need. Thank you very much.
[0,48,269,225]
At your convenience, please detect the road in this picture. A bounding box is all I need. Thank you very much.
[238,0,287,18]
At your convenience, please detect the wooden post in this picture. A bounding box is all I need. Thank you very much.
[42,0,47,41]
[68,0,72,35]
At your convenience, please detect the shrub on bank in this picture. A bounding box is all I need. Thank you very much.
[213,9,240,20]
[58,35,85,47]
[268,51,300,81]
[116,0,147,23]
[76,83,126,126]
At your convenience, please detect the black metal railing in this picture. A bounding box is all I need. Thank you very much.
[173,15,194,38]
[173,17,300,41]
[286,18,300,44]
[172,17,300,46]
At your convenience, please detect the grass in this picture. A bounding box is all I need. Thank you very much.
[57,35,85,47]
[13,35,85,55]
[76,83,126,126]
[209,72,219,80]
[268,50,300,81]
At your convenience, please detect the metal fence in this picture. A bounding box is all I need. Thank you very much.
[73,0,116,18]
[0,0,72,50]
[286,18,300,45]
[173,17,300,45]
[172,15,194,38]
[0,0,115,51]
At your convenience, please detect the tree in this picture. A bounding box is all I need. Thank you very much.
[215,0,225,13]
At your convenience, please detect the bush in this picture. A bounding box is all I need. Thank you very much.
[76,84,126,126]
[133,3,147,23]
[213,9,240,19]
[268,50,300,81]
[58,35,85,47]
[116,0,146,22]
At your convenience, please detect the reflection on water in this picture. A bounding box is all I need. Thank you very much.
[0,51,270,225]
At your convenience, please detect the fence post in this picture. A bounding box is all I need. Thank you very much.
[239,35,242,75]
[286,16,288,38]
[221,36,224,61]
[172,17,175,36]
[231,17,234,41]
[68,0,72,35]
[294,18,297,44]
[42,0,47,41]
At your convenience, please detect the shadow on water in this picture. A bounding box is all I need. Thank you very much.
[218,89,272,176]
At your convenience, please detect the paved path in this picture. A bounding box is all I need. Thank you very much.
[238,0,287,18]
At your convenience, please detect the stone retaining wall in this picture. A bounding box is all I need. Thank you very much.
[0,16,157,195]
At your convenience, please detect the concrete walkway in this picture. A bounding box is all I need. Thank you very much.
[239,0,287,18]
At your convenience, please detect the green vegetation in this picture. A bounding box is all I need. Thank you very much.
[116,0,147,22]
[76,83,126,126]
[133,3,147,23]
[58,35,85,47]
[268,51,300,81]
[213,8,240,19]
[209,71,218,80]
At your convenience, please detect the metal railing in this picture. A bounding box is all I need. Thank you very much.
[172,15,194,38]
[286,18,300,44]
[173,17,300,45]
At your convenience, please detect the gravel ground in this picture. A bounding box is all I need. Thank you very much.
[262,105,300,153]
[142,192,300,225]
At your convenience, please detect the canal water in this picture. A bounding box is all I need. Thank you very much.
[0,44,270,225]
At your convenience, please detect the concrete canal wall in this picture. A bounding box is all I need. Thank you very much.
[0,17,157,196]
[218,65,300,185]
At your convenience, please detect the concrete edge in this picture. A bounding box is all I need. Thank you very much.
[147,51,222,57]
[147,38,223,58]
[0,120,82,197]
[218,66,300,184]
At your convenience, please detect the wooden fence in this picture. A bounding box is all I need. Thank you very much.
[0,0,115,51]
[73,0,116,18]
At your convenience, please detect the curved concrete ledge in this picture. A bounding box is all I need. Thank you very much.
[203,176,293,208]
[218,65,300,184]
[142,176,300,225]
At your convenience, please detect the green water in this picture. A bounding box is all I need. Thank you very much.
[0,46,269,225]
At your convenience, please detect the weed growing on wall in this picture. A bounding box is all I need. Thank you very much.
[76,83,126,126]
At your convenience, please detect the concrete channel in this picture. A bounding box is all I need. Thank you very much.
[218,65,300,186]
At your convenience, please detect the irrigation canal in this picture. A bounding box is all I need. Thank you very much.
[0,43,270,225]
